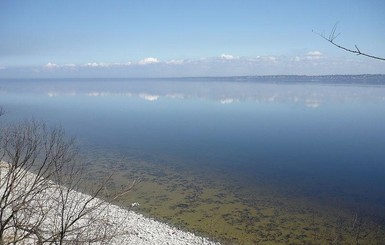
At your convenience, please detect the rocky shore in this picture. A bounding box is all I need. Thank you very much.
[0,161,220,244]
[106,204,220,245]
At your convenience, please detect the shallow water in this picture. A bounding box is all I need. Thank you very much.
[1,77,385,244]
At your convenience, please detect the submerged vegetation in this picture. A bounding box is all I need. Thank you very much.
[89,150,385,245]
[2,79,385,244]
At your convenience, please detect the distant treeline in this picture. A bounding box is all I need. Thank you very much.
[163,74,385,85]
[1,74,385,85]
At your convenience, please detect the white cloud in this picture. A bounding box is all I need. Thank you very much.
[139,93,159,101]
[138,57,160,65]
[113,62,132,66]
[306,51,323,60]
[85,62,132,67]
[99,62,110,67]
[293,56,301,62]
[43,63,77,70]
[63,64,76,67]
[45,62,59,68]
[28,52,385,77]
[290,52,323,62]
[253,56,278,63]
[84,63,98,67]
[264,56,277,62]
[307,51,322,56]
[219,54,239,60]
[166,59,185,65]
[83,62,110,67]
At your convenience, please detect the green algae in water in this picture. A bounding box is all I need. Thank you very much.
[83,151,385,245]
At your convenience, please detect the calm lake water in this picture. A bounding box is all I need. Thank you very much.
[1,77,385,244]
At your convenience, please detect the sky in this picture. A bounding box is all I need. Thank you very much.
[0,0,384,78]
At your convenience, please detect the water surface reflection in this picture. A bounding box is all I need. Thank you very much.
[1,77,385,243]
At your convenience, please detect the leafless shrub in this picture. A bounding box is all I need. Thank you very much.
[0,120,134,244]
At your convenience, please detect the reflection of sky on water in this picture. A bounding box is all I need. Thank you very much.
[1,78,385,207]
[1,78,385,108]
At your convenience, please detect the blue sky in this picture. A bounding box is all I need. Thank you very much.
[0,0,384,77]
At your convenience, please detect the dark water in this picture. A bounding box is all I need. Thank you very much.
[1,77,385,244]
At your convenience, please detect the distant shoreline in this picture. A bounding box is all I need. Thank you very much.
[1,74,385,84]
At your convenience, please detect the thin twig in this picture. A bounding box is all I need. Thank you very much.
[313,23,385,61]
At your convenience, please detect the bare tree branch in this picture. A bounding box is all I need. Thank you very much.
[314,23,385,61]
[0,120,136,244]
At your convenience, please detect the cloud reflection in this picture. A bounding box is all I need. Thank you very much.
[305,100,321,108]
[139,93,159,101]
[12,76,385,108]
[220,98,238,104]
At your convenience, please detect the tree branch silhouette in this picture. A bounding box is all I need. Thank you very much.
[314,23,385,61]
[0,120,136,244]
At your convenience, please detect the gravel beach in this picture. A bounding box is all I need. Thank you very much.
[106,204,220,245]
[0,162,220,244]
